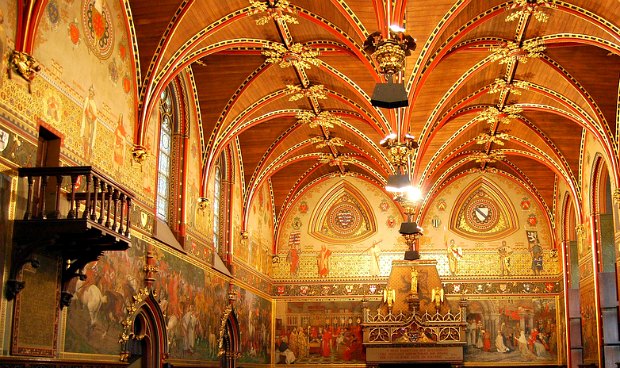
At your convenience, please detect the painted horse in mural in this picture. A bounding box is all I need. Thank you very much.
[75,280,108,335]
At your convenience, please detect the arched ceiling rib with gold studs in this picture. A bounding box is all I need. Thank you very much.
[129,0,620,230]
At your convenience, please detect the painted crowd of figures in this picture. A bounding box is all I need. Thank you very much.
[276,322,364,364]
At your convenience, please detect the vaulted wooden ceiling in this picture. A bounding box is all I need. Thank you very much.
[130,0,620,228]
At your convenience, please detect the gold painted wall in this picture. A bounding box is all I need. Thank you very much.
[420,172,560,278]
[274,176,404,280]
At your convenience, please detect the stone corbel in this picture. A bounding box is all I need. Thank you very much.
[131,145,149,165]
[8,50,41,93]
[613,188,620,206]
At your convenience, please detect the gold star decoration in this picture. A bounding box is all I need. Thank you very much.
[286,84,327,101]
[296,110,343,129]
[488,78,529,95]
[262,43,320,70]
[311,136,345,149]
[505,0,556,23]
[318,154,355,166]
[475,105,523,125]
[469,151,506,163]
[476,130,511,146]
[249,0,298,25]
[489,38,545,64]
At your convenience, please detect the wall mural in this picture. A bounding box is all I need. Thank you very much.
[18,0,158,205]
[245,181,274,274]
[464,297,560,365]
[236,289,272,364]
[64,236,146,355]
[274,300,375,365]
[152,245,228,361]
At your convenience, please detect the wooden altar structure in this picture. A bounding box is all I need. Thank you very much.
[363,259,467,367]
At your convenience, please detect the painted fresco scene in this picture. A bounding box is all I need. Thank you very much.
[152,247,228,361]
[65,237,146,355]
[236,289,272,364]
[275,301,373,364]
[464,297,559,364]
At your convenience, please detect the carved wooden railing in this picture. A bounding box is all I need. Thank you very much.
[7,166,134,308]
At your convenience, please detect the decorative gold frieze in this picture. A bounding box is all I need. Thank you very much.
[262,43,320,70]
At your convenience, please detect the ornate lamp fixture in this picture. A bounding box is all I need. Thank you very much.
[488,78,529,95]
[476,130,510,146]
[475,105,523,125]
[380,133,418,193]
[296,110,343,129]
[364,29,416,76]
[286,84,327,101]
[380,133,418,167]
[249,0,298,25]
[363,28,416,108]
[262,43,320,70]
[489,38,545,64]
[505,0,556,23]
[399,202,423,260]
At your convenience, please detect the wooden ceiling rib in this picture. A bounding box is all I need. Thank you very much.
[129,0,620,228]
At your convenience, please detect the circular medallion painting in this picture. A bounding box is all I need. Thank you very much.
[82,0,114,59]
[327,201,362,237]
[465,197,499,232]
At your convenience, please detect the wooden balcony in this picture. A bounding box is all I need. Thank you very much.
[7,166,134,308]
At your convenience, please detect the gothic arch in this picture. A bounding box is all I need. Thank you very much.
[120,289,169,366]
[218,305,240,368]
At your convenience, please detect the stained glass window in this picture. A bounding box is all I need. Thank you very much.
[156,88,173,221]
[213,163,222,252]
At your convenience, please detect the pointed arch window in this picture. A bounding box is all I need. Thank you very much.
[157,87,174,222]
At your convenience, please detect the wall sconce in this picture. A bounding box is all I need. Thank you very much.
[197,197,209,210]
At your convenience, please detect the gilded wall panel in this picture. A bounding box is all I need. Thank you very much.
[275,177,404,280]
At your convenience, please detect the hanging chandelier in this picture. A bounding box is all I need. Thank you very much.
[363,28,416,108]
